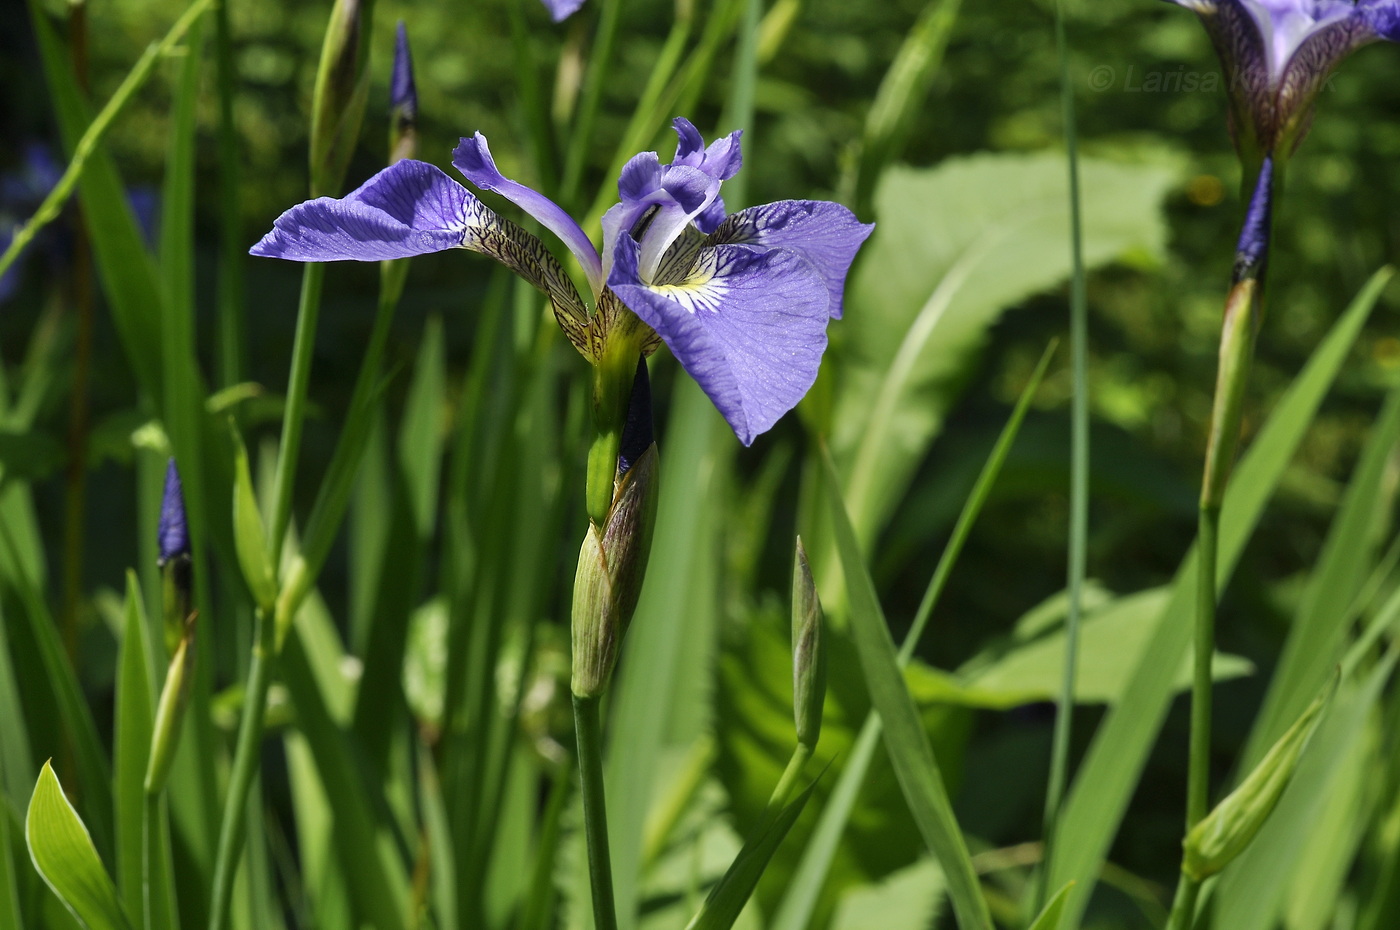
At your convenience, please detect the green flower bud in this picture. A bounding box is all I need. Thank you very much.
[144,629,194,795]
[791,537,826,749]
[571,444,659,699]
[309,0,375,196]
[231,427,277,614]
[1183,673,1336,881]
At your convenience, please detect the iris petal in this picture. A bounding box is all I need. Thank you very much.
[609,236,831,445]
[249,159,484,261]
[540,0,587,22]
[709,200,873,319]
[453,133,604,292]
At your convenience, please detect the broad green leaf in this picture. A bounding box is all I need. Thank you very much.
[820,447,992,930]
[958,587,1253,706]
[230,429,276,614]
[685,781,819,930]
[397,316,447,541]
[830,858,944,930]
[835,150,1178,543]
[26,762,132,930]
[1046,267,1393,927]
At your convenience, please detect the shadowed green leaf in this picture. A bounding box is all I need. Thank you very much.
[819,446,992,930]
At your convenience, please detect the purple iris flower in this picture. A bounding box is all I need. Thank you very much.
[250,118,872,445]
[1165,0,1400,154]
[541,0,587,22]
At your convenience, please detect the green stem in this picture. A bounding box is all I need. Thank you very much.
[206,608,277,930]
[764,744,812,821]
[1039,0,1088,909]
[214,0,246,388]
[1164,872,1201,930]
[573,694,618,930]
[268,262,326,566]
[1188,503,1219,829]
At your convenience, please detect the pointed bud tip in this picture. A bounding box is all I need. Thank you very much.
[617,356,654,477]
[390,21,417,121]
[158,458,190,565]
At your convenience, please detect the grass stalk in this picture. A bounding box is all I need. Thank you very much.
[1039,0,1089,910]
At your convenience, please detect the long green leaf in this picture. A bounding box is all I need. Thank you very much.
[1028,882,1074,930]
[1046,266,1393,926]
[773,344,1053,930]
[820,446,992,930]
[26,762,132,930]
[684,780,819,930]
[1236,379,1400,772]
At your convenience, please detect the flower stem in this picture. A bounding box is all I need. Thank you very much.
[206,607,277,930]
[268,262,325,566]
[764,743,812,823]
[572,693,618,930]
[1165,873,1202,930]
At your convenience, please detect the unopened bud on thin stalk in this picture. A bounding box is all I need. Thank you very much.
[388,21,417,165]
[158,458,193,653]
[309,0,375,196]
[573,359,659,698]
[791,538,826,749]
[1183,671,1336,880]
[1202,157,1274,510]
[145,628,195,795]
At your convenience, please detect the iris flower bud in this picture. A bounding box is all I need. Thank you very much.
[572,360,659,699]
[144,631,195,795]
[791,538,826,750]
[1182,671,1336,880]
[388,21,417,165]
[158,458,193,654]
[309,0,375,196]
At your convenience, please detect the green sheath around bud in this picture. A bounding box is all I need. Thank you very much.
[145,630,195,795]
[571,444,659,698]
[309,0,375,196]
[1183,672,1336,880]
[791,538,826,749]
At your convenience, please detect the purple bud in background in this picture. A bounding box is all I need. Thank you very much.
[541,0,587,22]
[389,21,418,164]
[158,458,191,566]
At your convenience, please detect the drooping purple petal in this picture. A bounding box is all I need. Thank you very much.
[452,133,603,292]
[158,458,191,565]
[608,236,831,445]
[709,201,873,319]
[541,0,587,22]
[250,160,484,261]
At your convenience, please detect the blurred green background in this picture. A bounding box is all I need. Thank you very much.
[2,0,1398,926]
